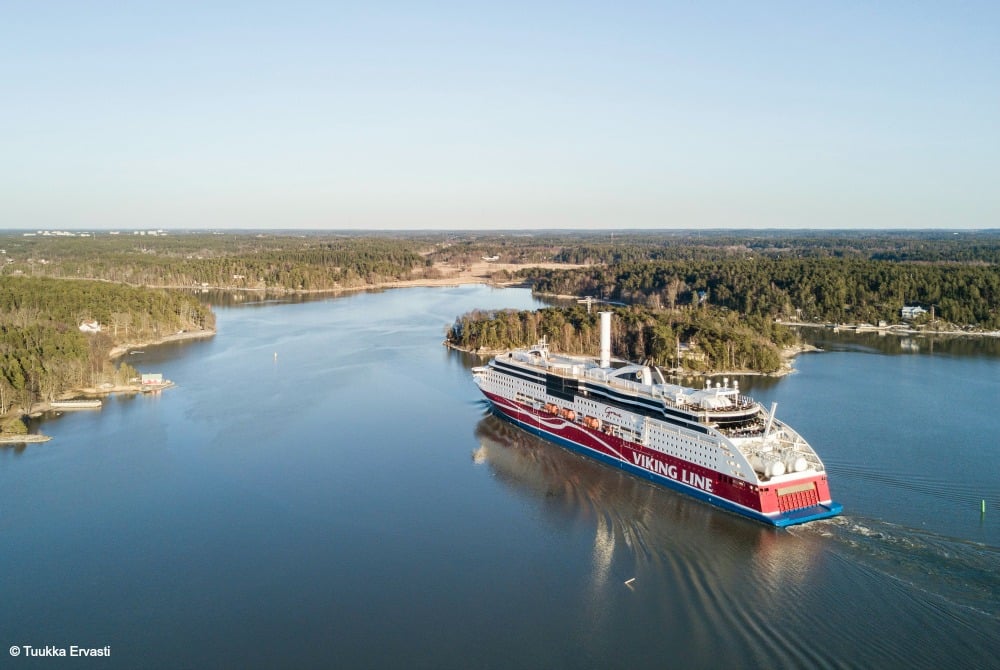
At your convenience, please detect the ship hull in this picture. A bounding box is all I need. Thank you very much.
[481,390,842,528]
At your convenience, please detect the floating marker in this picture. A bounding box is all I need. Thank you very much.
[983,499,987,515]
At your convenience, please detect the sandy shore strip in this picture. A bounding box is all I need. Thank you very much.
[144,261,593,295]
[0,433,52,444]
[109,328,216,359]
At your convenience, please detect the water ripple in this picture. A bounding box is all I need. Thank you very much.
[474,413,999,668]
[791,515,1000,619]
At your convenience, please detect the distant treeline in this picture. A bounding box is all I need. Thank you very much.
[448,306,796,374]
[7,230,1000,296]
[0,276,215,414]
[547,232,1000,265]
[3,235,426,291]
[524,258,1000,329]
[417,230,1000,265]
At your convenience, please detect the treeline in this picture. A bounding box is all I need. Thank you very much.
[0,276,215,414]
[413,229,1000,266]
[448,306,795,374]
[4,235,426,291]
[546,231,1000,264]
[9,230,1000,291]
[524,258,1000,328]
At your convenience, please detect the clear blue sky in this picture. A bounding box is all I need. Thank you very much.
[2,1,997,230]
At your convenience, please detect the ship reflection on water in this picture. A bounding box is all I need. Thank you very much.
[472,414,822,609]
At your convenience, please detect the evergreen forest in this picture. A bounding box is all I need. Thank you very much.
[0,276,215,415]
[524,257,1000,329]
[3,234,426,291]
[448,305,795,374]
[3,229,999,405]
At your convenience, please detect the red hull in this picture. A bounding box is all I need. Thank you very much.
[482,390,836,522]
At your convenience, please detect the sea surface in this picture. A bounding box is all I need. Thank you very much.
[1,286,997,669]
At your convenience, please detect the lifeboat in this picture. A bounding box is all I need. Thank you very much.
[559,408,576,421]
[544,403,558,414]
[583,416,602,430]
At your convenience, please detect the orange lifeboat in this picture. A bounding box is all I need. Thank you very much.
[559,408,576,421]
[583,416,602,430]
[544,403,558,414]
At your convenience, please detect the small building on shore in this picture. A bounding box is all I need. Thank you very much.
[901,306,927,320]
[141,373,163,386]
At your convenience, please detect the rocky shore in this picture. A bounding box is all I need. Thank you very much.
[1,330,208,442]
[778,320,1000,338]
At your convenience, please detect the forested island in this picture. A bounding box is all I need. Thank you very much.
[448,305,796,374]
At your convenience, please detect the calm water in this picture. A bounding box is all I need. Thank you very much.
[1,286,997,669]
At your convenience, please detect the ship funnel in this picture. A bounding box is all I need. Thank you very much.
[599,311,612,368]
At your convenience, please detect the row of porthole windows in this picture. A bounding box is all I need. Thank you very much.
[501,378,544,397]
[649,432,718,468]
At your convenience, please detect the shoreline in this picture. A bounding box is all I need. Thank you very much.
[9,328,207,425]
[108,328,216,359]
[22,381,177,419]
[97,260,591,296]
[778,320,1000,338]
[0,433,52,444]
[81,268,1000,340]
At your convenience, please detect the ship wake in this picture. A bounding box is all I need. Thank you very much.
[790,515,1000,620]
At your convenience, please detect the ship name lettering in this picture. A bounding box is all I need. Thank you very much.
[682,470,714,493]
[630,453,714,493]
[631,453,678,480]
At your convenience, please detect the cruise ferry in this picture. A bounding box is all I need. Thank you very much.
[471,312,842,527]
